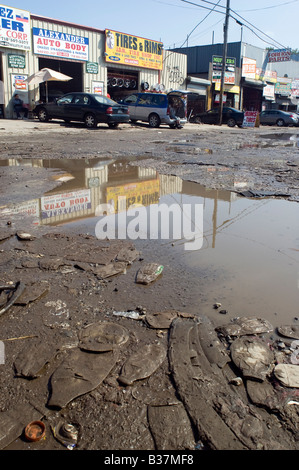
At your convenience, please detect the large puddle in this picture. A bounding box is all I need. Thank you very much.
[1,157,299,327]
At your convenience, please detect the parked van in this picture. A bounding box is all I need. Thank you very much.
[121,91,188,128]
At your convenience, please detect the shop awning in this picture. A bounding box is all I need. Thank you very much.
[242,78,266,88]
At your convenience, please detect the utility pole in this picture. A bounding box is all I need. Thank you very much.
[218,0,230,125]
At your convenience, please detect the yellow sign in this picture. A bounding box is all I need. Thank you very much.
[215,83,240,94]
[106,179,160,213]
[105,29,163,70]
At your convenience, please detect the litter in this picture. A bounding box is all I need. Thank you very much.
[14,338,59,379]
[112,310,143,320]
[78,321,129,352]
[52,421,79,450]
[93,262,127,279]
[136,263,164,285]
[145,310,178,329]
[216,316,273,338]
[274,364,299,388]
[24,420,45,442]
[0,281,25,317]
[230,336,275,381]
[118,343,166,386]
[277,325,299,340]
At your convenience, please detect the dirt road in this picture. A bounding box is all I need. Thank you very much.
[0,119,298,452]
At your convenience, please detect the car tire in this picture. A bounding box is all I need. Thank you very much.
[276,119,285,127]
[84,113,97,128]
[227,118,236,127]
[108,123,119,128]
[148,113,161,128]
[38,108,49,122]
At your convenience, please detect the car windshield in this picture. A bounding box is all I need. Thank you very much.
[93,95,118,106]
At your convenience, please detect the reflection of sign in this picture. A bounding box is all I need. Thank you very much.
[41,189,91,219]
[33,28,89,61]
[107,179,160,213]
[212,56,236,84]
[242,57,256,79]
[0,5,31,51]
[268,49,291,63]
[105,29,163,70]
[86,62,98,73]
[8,54,25,68]
[243,111,259,127]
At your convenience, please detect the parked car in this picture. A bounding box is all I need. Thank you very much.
[259,109,299,127]
[120,90,188,128]
[193,107,244,127]
[33,93,130,128]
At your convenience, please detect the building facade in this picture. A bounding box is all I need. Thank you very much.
[0,5,187,118]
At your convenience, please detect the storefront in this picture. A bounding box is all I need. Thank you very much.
[0,4,187,118]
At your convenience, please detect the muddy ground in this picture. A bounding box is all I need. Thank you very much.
[0,119,298,453]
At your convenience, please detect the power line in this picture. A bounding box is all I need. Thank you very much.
[239,0,299,12]
[181,0,288,49]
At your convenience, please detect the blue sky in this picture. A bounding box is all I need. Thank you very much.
[2,0,299,50]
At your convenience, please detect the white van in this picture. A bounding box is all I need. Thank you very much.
[121,90,188,128]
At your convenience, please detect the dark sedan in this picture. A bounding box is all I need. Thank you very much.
[193,106,244,127]
[33,93,130,128]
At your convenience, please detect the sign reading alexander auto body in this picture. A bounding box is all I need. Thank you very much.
[0,5,31,51]
[105,29,163,70]
[33,28,89,61]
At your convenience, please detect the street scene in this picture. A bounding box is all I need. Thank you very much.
[0,0,299,456]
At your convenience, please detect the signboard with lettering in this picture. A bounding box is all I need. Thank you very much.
[0,5,31,51]
[86,62,99,74]
[8,54,25,68]
[255,68,277,83]
[105,29,163,70]
[212,56,236,84]
[275,77,292,96]
[33,28,89,61]
[243,111,259,127]
[242,57,256,79]
[268,49,291,63]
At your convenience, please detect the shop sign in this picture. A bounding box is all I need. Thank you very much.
[242,57,256,79]
[268,49,291,63]
[291,79,299,97]
[215,83,240,94]
[275,77,292,96]
[91,81,104,94]
[243,111,259,127]
[255,68,277,83]
[106,179,160,213]
[33,28,89,62]
[11,73,28,93]
[86,62,98,74]
[212,56,236,84]
[0,5,31,51]
[263,83,275,100]
[8,54,25,68]
[41,189,91,220]
[105,29,163,70]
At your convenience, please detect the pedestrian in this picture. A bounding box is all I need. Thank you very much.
[12,94,29,119]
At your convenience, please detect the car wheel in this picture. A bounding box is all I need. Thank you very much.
[108,123,119,128]
[84,113,97,128]
[276,118,285,127]
[227,118,236,127]
[148,113,161,128]
[38,108,49,122]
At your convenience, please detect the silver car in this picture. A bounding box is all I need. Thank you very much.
[122,91,188,128]
[259,110,299,127]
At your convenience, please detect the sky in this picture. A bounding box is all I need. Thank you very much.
[1,0,299,51]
